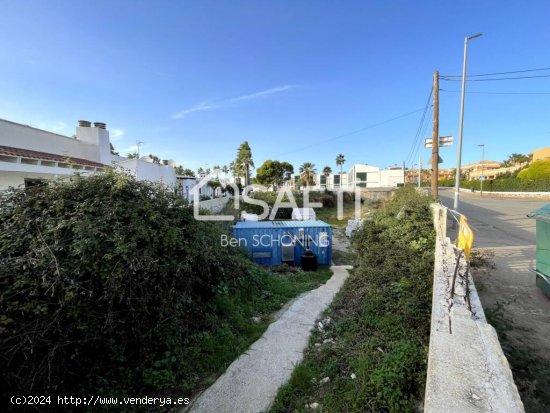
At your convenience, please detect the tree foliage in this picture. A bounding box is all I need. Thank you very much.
[234,141,254,186]
[336,153,346,178]
[255,160,294,188]
[502,152,532,167]
[174,165,195,176]
[299,162,316,187]
[110,143,119,156]
[147,154,161,164]
[0,171,251,400]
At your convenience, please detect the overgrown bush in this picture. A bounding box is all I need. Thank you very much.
[0,171,252,401]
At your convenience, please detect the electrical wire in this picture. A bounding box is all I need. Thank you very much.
[409,104,432,170]
[405,88,433,166]
[441,66,550,78]
[440,88,550,95]
[273,106,428,157]
[440,74,550,82]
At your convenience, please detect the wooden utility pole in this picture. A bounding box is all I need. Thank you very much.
[418,157,422,188]
[431,70,439,200]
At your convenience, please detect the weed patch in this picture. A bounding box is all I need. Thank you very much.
[270,186,435,413]
[486,302,550,413]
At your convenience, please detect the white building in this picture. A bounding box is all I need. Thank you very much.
[315,163,405,190]
[176,175,198,201]
[116,156,176,185]
[0,118,180,190]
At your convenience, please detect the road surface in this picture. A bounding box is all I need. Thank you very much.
[438,188,550,359]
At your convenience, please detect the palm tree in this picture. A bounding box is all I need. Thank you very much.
[222,165,229,181]
[207,180,221,198]
[299,162,316,187]
[197,167,205,176]
[336,153,346,187]
[322,166,332,189]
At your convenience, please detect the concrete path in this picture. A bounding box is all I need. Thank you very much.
[188,265,351,413]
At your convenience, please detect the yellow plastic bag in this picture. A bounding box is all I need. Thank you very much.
[457,215,474,261]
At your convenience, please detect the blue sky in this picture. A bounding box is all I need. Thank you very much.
[1,0,549,173]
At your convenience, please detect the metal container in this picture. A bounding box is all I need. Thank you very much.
[530,204,550,297]
[232,220,332,266]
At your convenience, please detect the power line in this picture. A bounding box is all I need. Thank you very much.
[410,104,432,169]
[405,87,432,166]
[440,74,550,82]
[441,66,550,78]
[273,106,428,157]
[440,88,550,95]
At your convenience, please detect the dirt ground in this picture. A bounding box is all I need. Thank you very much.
[472,246,550,359]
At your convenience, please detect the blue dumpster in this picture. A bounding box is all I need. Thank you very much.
[232,220,332,266]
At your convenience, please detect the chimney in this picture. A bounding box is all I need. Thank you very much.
[76,119,110,164]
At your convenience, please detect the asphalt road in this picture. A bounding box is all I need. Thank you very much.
[438,188,550,361]
[438,188,547,248]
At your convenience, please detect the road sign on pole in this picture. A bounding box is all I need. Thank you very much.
[425,136,454,148]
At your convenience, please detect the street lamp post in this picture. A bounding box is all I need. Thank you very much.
[453,33,482,211]
[478,144,485,196]
[136,141,144,158]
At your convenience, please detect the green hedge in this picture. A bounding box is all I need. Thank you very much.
[517,160,550,180]
[0,172,254,401]
[439,177,550,192]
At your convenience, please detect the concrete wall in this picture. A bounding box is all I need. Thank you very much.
[198,196,230,213]
[116,158,177,186]
[425,204,524,413]
[358,188,394,201]
[380,168,405,187]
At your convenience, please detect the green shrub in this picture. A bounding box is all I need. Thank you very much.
[517,160,550,180]
[439,177,550,192]
[0,171,251,400]
[270,186,435,412]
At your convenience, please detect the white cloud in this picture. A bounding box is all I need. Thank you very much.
[172,85,296,119]
[110,128,125,140]
[229,85,295,103]
[172,103,219,119]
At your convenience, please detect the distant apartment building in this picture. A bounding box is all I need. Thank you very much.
[0,118,178,190]
[532,147,550,162]
[461,160,503,180]
[301,163,405,190]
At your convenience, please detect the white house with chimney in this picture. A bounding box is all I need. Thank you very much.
[0,118,178,190]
